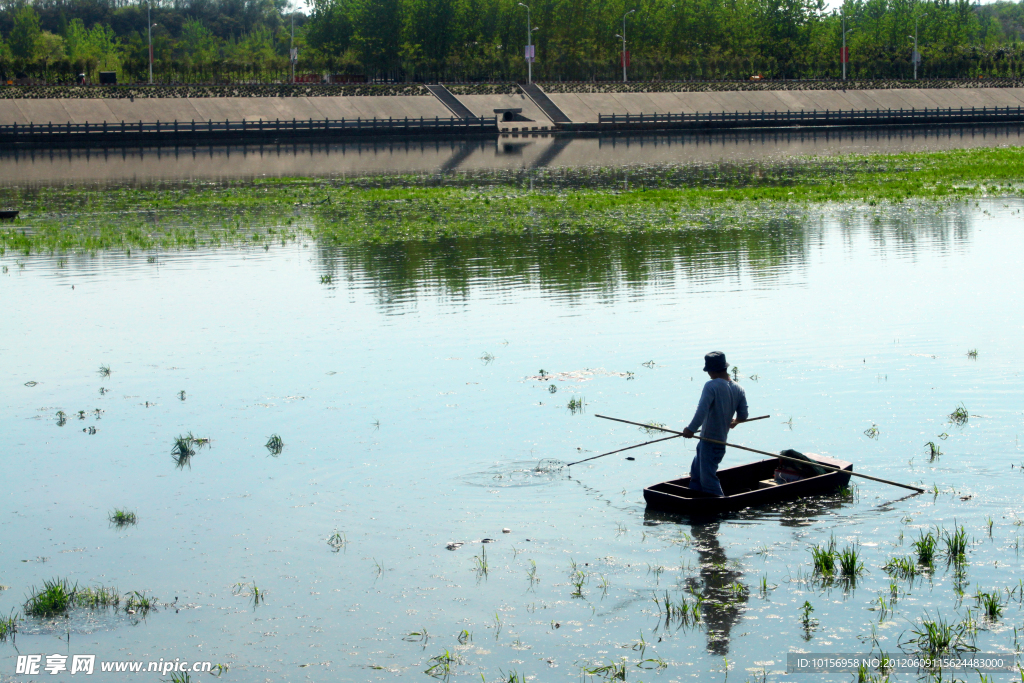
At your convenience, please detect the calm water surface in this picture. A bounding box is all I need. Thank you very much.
[2,199,1024,681]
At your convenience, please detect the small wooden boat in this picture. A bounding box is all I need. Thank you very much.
[644,453,852,515]
[0,210,19,220]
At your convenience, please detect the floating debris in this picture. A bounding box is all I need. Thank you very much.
[24,381,38,387]
[446,542,464,551]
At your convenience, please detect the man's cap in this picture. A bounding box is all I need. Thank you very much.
[703,351,728,372]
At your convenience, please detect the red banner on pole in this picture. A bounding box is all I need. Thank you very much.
[620,50,631,67]
[840,47,849,64]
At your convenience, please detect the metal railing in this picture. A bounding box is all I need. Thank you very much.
[595,105,1024,128]
[0,115,499,144]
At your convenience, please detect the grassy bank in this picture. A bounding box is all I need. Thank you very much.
[1,146,1022,255]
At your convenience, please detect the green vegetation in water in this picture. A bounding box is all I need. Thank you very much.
[124,590,156,614]
[942,524,970,563]
[177,390,186,400]
[925,441,942,459]
[949,403,970,427]
[0,610,18,642]
[863,424,880,439]
[975,587,1004,618]
[171,432,208,468]
[912,530,938,566]
[567,396,585,414]
[652,590,701,625]
[810,537,838,577]
[327,529,347,551]
[55,410,66,426]
[424,650,461,679]
[4,148,1024,256]
[265,433,284,455]
[640,420,667,435]
[581,658,628,681]
[837,544,865,578]
[320,274,333,284]
[108,508,138,527]
[883,556,919,580]
[98,364,111,377]
[24,578,77,617]
[966,348,979,358]
[76,585,121,608]
[903,612,978,658]
[800,601,816,631]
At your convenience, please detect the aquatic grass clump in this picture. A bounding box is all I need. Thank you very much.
[171,432,207,468]
[925,441,942,459]
[949,403,969,427]
[0,610,18,642]
[581,658,628,681]
[24,578,77,617]
[75,585,120,608]
[966,349,978,359]
[975,587,1004,618]
[124,590,156,614]
[912,530,938,566]
[863,424,880,439]
[883,556,919,580]
[327,529,347,551]
[567,396,586,414]
[942,524,970,563]
[653,590,701,625]
[640,420,667,435]
[809,537,838,577]
[98,364,111,377]
[837,544,865,578]
[424,650,461,679]
[903,612,978,658]
[265,434,284,455]
[108,508,137,527]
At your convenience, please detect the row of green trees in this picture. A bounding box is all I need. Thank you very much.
[3,0,1024,83]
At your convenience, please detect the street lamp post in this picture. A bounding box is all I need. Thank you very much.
[290,14,295,84]
[148,0,153,84]
[518,2,534,84]
[910,16,919,80]
[619,9,635,83]
[841,12,851,81]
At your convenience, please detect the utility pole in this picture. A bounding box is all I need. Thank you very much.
[518,3,534,84]
[290,14,295,84]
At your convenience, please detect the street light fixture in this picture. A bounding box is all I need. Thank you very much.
[620,9,635,83]
[518,3,535,84]
[841,11,853,81]
[147,0,154,84]
[909,16,920,80]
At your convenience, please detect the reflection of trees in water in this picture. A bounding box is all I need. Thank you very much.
[313,202,973,312]
[314,222,812,311]
[835,202,972,254]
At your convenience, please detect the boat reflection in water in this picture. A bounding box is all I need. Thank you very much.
[643,491,853,655]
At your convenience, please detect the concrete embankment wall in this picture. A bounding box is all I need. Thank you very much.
[547,88,1024,123]
[0,95,453,125]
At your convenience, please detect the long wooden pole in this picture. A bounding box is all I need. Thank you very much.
[567,415,769,467]
[594,414,925,493]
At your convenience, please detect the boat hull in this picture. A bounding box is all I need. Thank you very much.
[643,453,853,515]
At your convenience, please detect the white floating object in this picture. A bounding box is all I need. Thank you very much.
[502,528,511,534]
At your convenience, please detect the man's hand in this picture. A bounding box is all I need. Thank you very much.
[729,418,739,429]
[682,427,695,438]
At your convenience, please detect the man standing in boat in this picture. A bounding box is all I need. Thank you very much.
[681,351,748,497]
